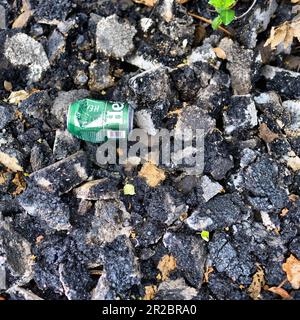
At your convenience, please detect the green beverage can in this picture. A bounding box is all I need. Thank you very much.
[67,99,134,143]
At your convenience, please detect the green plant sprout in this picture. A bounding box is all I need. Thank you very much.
[208,0,237,30]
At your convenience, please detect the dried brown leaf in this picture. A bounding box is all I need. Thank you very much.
[12,10,32,29]
[139,162,166,187]
[248,265,265,300]
[282,254,300,289]
[213,47,226,59]
[268,287,292,300]
[265,19,300,50]
[144,285,157,300]
[7,90,30,105]
[203,266,214,283]
[157,255,177,281]
[258,123,279,143]
[11,172,26,196]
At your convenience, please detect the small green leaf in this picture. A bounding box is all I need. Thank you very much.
[219,9,235,25]
[124,183,135,195]
[209,0,224,8]
[209,0,235,9]
[211,16,222,30]
[200,230,210,242]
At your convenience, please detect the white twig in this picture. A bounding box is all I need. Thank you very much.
[235,0,257,20]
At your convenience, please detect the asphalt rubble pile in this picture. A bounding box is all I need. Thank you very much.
[0,0,299,300]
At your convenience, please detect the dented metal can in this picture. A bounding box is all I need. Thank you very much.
[67,99,134,143]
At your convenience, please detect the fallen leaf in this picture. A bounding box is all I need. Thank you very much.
[157,255,177,281]
[35,235,44,244]
[203,266,214,283]
[287,156,300,171]
[0,171,8,185]
[144,285,157,300]
[4,81,12,92]
[139,162,166,187]
[289,194,299,202]
[268,287,292,300]
[280,208,289,217]
[12,10,33,29]
[213,47,226,59]
[200,230,210,242]
[282,254,300,289]
[123,183,136,195]
[248,265,265,300]
[258,123,279,143]
[7,90,30,105]
[291,0,300,3]
[265,19,300,50]
[11,172,26,196]
[0,151,24,172]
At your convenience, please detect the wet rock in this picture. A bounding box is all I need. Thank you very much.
[47,30,66,63]
[223,95,258,135]
[103,235,140,296]
[163,232,206,288]
[96,14,137,59]
[73,178,118,200]
[88,60,115,92]
[0,103,13,129]
[236,0,278,49]
[219,38,257,95]
[0,5,6,29]
[0,219,33,285]
[208,232,254,284]
[30,141,54,171]
[18,128,43,156]
[262,66,300,99]
[86,199,131,244]
[186,193,247,232]
[30,150,90,195]
[4,33,50,83]
[51,89,90,126]
[133,219,165,248]
[154,278,198,300]
[53,129,80,161]
[18,184,71,231]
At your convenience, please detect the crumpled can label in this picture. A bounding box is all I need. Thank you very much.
[67,99,134,143]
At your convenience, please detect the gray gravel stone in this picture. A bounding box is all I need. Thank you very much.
[219,38,256,95]
[223,95,258,134]
[30,150,90,195]
[4,33,50,83]
[262,65,300,99]
[88,60,115,92]
[47,29,65,63]
[103,235,140,295]
[0,103,13,129]
[163,232,207,288]
[53,129,80,161]
[96,14,137,59]
[155,278,198,300]
[0,5,6,29]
